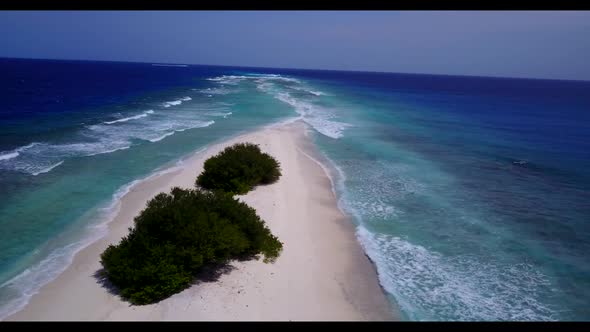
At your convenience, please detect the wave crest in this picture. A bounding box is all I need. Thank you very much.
[0,152,19,162]
[163,97,191,108]
[103,110,153,125]
[357,226,557,321]
[273,92,351,139]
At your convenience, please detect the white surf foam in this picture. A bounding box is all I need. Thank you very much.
[0,139,133,176]
[148,132,175,142]
[103,110,153,125]
[289,85,325,96]
[86,146,131,156]
[246,73,301,84]
[31,161,64,176]
[206,75,248,85]
[273,92,351,139]
[163,97,191,108]
[91,112,216,145]
[206,73,346,139]
[256,81,274,93]
[144,120,215,142]
[54,141,132,158]
[19,143,41,150]
[0,143,41,163]
[334,160,423,224]
[203,110,233,118]
[207,74,300,86]
[174,120,215,132]
[163,100,181,108]
[0,152,19,161]
[356,225,557,321]
[199,87,235,95]
[0,238,102,320]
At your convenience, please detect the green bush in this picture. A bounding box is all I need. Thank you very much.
[196,143,281,194]
[100,187,283,305]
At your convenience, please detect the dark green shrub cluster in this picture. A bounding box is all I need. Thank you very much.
[100,188,282,305]
[196,143,281,194]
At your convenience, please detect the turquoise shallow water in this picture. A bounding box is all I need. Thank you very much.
[1,59,589,320]
[299,75,590,321]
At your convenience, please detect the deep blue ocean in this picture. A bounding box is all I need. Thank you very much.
[0,58,589,321]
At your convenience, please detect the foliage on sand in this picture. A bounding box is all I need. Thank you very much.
[100,187,283,305]
[196,143,281,195]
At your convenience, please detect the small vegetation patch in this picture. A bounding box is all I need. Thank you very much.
[196,143,281,195]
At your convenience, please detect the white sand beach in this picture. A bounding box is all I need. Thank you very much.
[6,121,395,321]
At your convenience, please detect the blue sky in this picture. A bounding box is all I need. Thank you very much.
[0,11,589,80]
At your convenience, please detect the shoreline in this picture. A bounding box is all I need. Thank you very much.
[5,120,397,321]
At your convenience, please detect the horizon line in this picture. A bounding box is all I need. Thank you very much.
[2,55,589,83]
